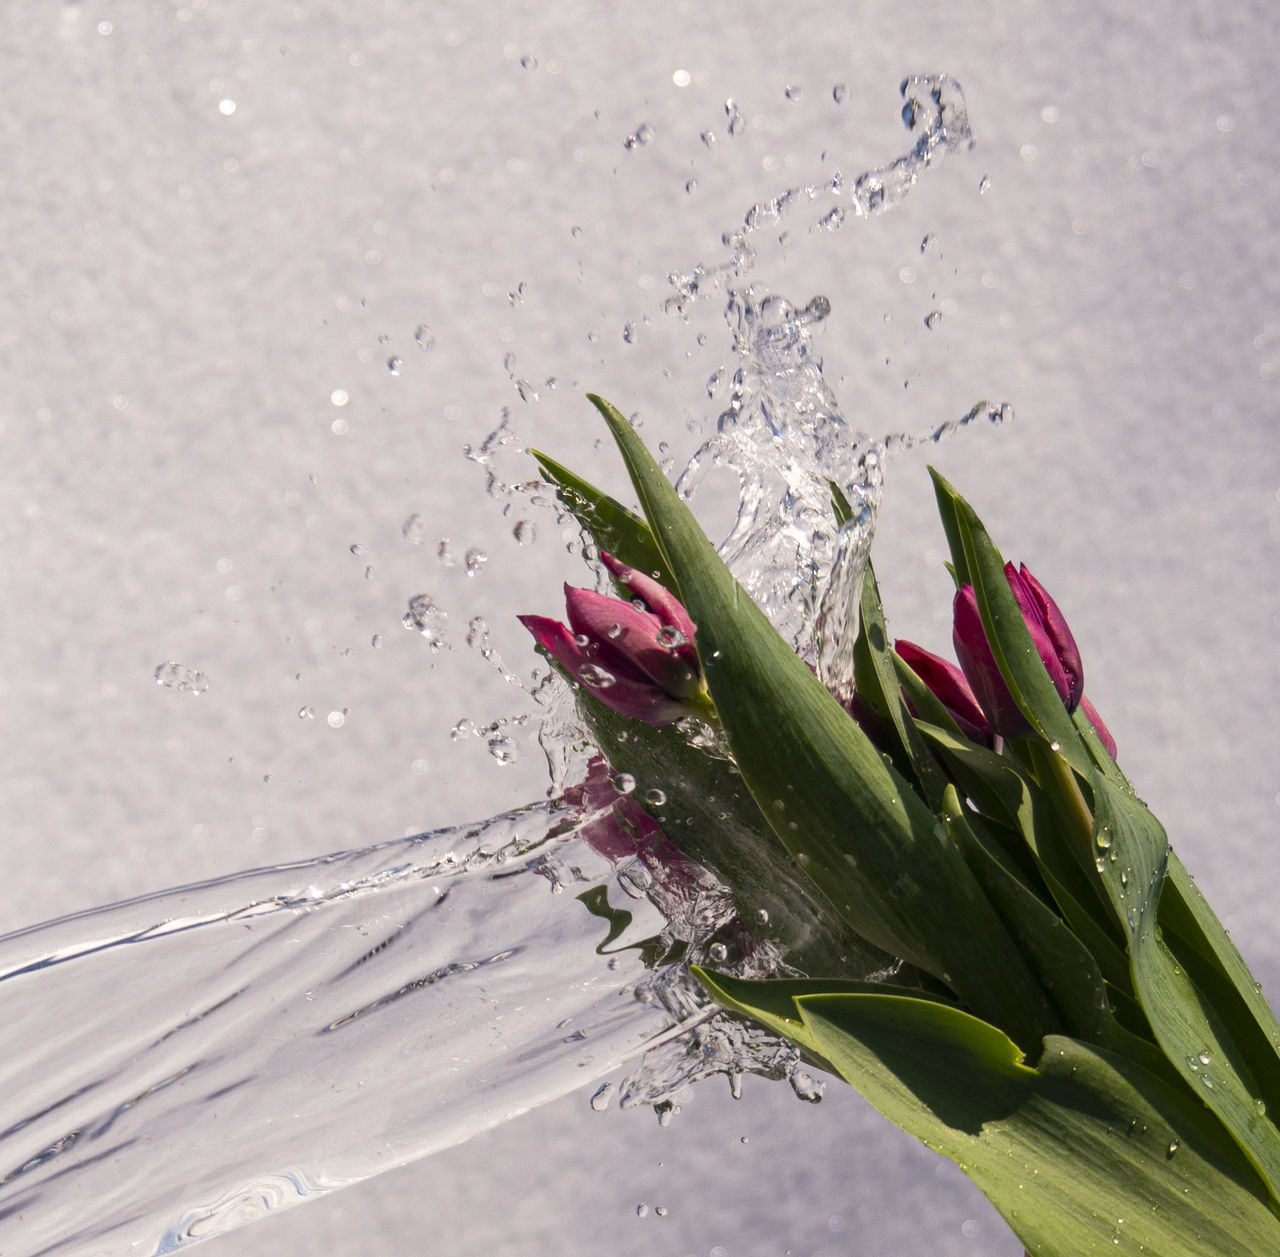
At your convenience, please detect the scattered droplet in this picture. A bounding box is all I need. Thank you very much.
[622,322,636,344]
[488,735,518,765]
[832,83,849,103]
[403,594,449,650]
[654,1206,668,1218]
[684,178,697,195]
[298,706,314,719]
[386,355,402,375]
[924,311,943,330]
[708,942,729,963]
[789,1070,825,1103]
[700,129,715,148]
[754,907,770,925]
[154,662,210,695]
[623,122,655,149]
[724,98,744,136]
[512,519,537,545]
[784,84,802,103]
[414,323,435,353]
[590,1082,614,1111]
[437,538,458,567]
[402,513,425,545]
[371,634,383,649]
[817,207,844,231]
[978,173,991,194]
[327,710,346,728]
[635,1203,650,1218]
[519,53,537,69]
[464,547,487,576]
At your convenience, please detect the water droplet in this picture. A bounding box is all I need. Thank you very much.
[789,1070,824,1103]
[784,84,802,103]
[414,324,435,353]
[330,388,349,407]
[578,664,616,689]
[386,355,402,376]
[437,539,457,567]
[700,130,715,148]
[327,710,345,728]
[154,662,210,695]
[590,1082,614,1111]
[654,1099,680,1126]
[349,543,366,556]
[450,718,474,742]
[655,1206,668,1218]
[512,519,537,545]
[754,908,770,925]
[403,594,449,650]
[635,1203,650,1217]
[978,173,991,194]
[488,735,518,765]
[464,548,487,576]
[685,178,697,195]
[519,53,537,69]
[466,616,489,649]
[623,122,655,150]
[298,706,314,719]
[622,321,636,344]
[1197,1050,1212,1066]
[724,97,745,136]
[1167,1138,1180,1156]
[924,310,943,330]
[832,83,849,103]
[708,942,728,963]
[817,206,844,231]
[644,788,667,806]
[613,773,636,794]
[401,513,425,545]
[656,625,686,648]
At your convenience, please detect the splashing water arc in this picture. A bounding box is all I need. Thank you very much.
[0,74,1004,1256]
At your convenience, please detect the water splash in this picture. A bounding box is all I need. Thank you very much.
[0,798,749,1256]
[1,72,1004,1256]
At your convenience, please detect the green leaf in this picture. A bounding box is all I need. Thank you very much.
[701,970,1280,1256]
[530,449,669,584]
[588,394,1058,1050]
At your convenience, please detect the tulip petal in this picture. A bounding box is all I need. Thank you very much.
[517,613,691,724]
[1080,695,1117,759]
[600,551,697,644]
[953,585,1033,739]
[1008,564,1084,711]
[894,638,994,746]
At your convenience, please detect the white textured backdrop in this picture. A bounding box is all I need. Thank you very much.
[3,1,1277,1254]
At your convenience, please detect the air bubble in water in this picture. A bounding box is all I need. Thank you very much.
[154,662,209,695]
[414,323,435,352]
[402,513,425,545]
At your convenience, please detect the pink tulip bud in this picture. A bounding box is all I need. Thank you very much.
[894,639,994,747]
[519,554,705,726]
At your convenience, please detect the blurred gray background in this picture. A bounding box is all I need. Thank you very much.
[2,1,1277,1254]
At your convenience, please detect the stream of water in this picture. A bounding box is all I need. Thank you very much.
[0,74,989,1256]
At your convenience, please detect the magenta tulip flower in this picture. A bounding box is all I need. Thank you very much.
[519,552,707,726]
[952,562,1114,755]
[894,639,995,747]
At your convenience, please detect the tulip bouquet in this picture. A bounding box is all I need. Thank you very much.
[519,395,1280,1255]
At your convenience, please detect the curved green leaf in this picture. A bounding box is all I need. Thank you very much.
[701,970,1280,1256]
